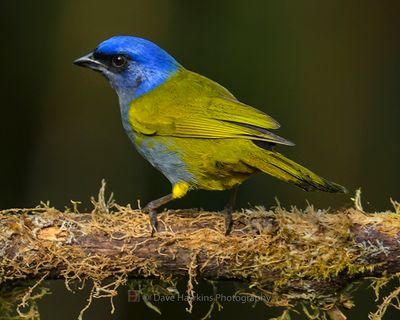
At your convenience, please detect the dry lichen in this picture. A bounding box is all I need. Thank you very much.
[0,184,399,319]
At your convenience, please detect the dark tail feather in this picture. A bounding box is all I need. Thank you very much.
[251,150,347,193]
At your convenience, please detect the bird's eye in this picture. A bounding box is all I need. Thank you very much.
[111,55,127,68]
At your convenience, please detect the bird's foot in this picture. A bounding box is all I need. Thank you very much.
[223,208,233,236]
[223,186,238,236]
[142,193,174,236]
[149,210,158,237]
[143,206,159,237]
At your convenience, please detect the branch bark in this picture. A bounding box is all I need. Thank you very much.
[1,202,400,315]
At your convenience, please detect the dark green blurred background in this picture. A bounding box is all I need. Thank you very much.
[2,0,399,319]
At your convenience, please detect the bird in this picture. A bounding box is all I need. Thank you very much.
[74,36,346,235]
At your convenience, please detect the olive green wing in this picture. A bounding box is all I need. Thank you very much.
[129,96,294,146]
[170,97,294,145]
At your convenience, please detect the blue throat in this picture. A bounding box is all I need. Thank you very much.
[93,36,180,140]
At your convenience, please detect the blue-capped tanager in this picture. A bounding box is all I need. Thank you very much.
[74,36,346,235]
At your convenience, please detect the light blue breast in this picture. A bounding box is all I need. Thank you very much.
[133,135,197,186]
[118,97,197,186]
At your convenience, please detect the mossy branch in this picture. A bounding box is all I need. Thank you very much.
[1,189,400,319]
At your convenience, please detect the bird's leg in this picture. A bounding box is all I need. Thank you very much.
[224,186,239,235]
[143,194,174,236]
[143,182,190,236]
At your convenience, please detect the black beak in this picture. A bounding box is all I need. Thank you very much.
[73,52,103,71]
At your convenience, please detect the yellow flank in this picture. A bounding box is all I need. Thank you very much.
[128,67,346,195]
[172,181,190,199]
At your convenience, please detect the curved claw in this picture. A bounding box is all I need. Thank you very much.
[143,193,174,236]
[223,186,239,235]
[142,205,159,237]
[224,210,233,236]
[149,210,158,237]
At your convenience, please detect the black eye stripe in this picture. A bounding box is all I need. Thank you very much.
[93,52,129,70]
[92,51,107,61]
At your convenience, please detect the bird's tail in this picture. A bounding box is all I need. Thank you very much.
[250,150,347,193]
